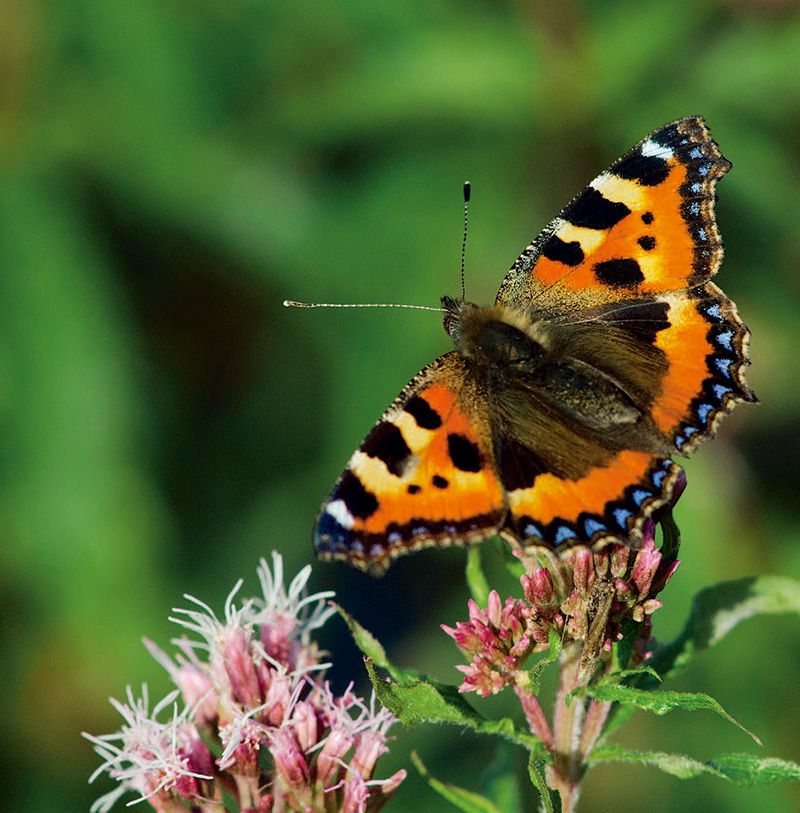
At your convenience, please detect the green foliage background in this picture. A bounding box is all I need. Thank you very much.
[1,1,798,810]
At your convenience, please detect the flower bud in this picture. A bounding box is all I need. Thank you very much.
[316,727,354,787]
[631,538,662,598]
[571,548,594,595]
[224,628,264,710]
[292,700,319,752]
[269,728,309,788]
[522,568,555,607]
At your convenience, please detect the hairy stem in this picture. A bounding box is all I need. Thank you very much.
[514,682,554,750]
[547,642,586,813]
[578,698,612,760]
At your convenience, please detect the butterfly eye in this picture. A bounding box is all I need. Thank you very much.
[441,296,459,335]
[442,297,479,339]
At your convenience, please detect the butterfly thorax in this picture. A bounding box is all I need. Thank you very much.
[441,294,657,439]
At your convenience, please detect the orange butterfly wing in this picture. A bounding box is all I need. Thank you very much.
[494,117,754,548]
[497,117,728,310]
[315,353,504,574]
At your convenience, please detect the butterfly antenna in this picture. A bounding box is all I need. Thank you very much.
[286,186,472,314]
[283,300,444,312]
[460,181,470,302]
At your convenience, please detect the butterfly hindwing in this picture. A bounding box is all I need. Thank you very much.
[315,353,504,573]
[500,448,684,549]
[645,285,755,454]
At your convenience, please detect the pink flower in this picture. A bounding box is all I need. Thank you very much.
[86,554,405,813]
[253,553,336,673]
[348,698,396,779]
[270,727,310,788]
[224,625,267,709]
[83,686,212,812]
[316,726,355,788]
[443,590,545,696]
[142,637,218,726]
[447,525,681,697]
[521,567,556,608]
[218,704,268,775]
[292,699,320,752]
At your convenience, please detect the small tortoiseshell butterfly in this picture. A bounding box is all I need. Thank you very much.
[313,116,755,574]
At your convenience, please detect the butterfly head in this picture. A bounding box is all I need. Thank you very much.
[441,295,476,340]
[442,295,551,373]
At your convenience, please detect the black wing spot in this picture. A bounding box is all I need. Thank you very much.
[447,433,482,472]
[542,235,584,266]
[404,395,442,429]
[615,152,670,186]
[337,472,378,519]
[641,211,654,224]
[637,235,656,251]
[367,422,412,476]
[407,484,421,494]
[594,258,644,288]
[564,187,631,230]
[432,474,449,489]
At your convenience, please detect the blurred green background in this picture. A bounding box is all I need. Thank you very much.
[2,0,799,810]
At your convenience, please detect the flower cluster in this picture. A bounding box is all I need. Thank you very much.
[85,553,406,813]
[441,591,551,698]
[444,521,680,698]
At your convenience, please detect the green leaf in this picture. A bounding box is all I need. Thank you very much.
[364,659,538,749]
[590,742,725,779]
[334,603,389,665]
[590,743,800,785]
[577,683,760,745]
[611,617,641,672]
[658,508,682,561]
[527,628,562,693]
[500,541,526,580]
[600,666,662,685]
[411,752,502,813]
[710,753,800,785]
[604,576,800,740]
[650,576,800,681]
[220,787,242,813]
[466,546,490,606]
[527,750,561,813]
[344,605,541,751]
[198,726,224,760]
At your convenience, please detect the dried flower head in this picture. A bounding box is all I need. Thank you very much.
[446,521,680,697]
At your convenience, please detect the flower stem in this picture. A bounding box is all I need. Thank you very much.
[578,699,612,761]
[514,682,554,750]
[547,642,586,813]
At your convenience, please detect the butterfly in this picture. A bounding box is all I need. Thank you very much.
[313,116,755,574]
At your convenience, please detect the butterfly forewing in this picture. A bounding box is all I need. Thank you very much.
[497,116,730,315]
[315,353,504,573]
